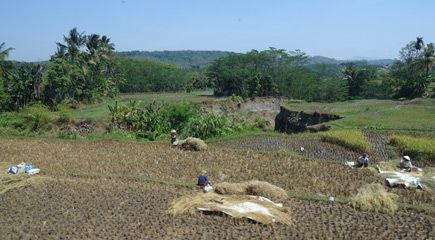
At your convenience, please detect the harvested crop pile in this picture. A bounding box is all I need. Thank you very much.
[350,183,398,213]
[176,137,208,151]
[167,192,293,226]
[214,181,288,203]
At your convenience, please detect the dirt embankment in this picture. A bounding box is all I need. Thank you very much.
[201,97,291,127]
[275,106,343,134]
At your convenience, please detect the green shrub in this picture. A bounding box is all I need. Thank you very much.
[350,183,398,213]
[23,103,53,131]
[57,130,70,139]
[0,112,26,129]
[321,130,370,152]
[182,113,235,140]
[160,101,200,131]
[229,94,243,107]
[56,99,73,123]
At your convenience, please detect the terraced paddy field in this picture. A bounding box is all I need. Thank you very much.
[1,137,434,239]
[1,176,434,239]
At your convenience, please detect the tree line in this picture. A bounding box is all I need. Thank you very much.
[1,33,434,113]
[206,39,434,101]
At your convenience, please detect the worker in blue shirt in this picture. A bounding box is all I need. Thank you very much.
[197,170,211,192]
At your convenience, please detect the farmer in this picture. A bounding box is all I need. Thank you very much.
[355,153,369,168]
[197,170,211,192]
[170,129,178,144]
[399,155,412,172]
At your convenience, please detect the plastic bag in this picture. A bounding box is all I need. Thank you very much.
[204,184,213,193]
[8,166,18,174]
[28,169,40,175]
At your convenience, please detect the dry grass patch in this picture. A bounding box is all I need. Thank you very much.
[350,183,398,213]
[215,181,288,203]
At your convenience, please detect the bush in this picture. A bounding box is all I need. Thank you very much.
[182,113,234,140]
[321,130,370,153]
[23,103,53,131]
[161,101,200,131]
[56,99,73,123]
[350,183,398,213]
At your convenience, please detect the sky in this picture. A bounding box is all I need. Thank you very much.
[2,0,435,62]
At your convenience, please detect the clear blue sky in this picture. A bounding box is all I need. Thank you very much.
[2,0,435,62]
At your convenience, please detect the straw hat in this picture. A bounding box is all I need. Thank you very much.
[171,129,176,133]
[403,156,410,161]
[201,170,207,175]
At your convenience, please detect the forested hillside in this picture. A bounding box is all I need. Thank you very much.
[115,50,232,70]
[308,56,395,67]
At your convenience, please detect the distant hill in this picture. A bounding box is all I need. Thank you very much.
[115,50,395,69]
[115,50,233,69]
[308,56,395,66]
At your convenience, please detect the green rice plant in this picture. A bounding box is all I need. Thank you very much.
[389,135,435,167]
[350,183,398,213]
[321,130,370,153]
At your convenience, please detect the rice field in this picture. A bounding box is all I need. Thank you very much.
[1,136,434,239]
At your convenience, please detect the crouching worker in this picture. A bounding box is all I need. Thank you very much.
[197,170,212,193]
[399,155,412,172]
[355,153,369,168]
[171,129,178,145]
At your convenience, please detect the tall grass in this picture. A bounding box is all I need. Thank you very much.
[389,135,435,166]
[321,130,370,153]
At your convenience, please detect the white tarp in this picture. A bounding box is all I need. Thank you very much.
[379,169,422,189]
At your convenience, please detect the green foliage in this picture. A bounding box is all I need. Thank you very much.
[57,130,70,139]
[390,37,435,98]
[23,103,53,131]
[321,130,371,153]
[115,50,232,70]
[207,48,350,102]
[117,58,188,93]
[160,101,200,131]
[229,94,243,107]
[0,111,26,129]
[107,99,164,141]
[389,135,435,164]
[56,99,73,123]
[182,113,236,140]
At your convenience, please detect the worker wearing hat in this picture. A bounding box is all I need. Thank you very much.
[399,155,412,172]
[170,129,178,144]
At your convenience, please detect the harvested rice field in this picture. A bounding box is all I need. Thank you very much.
[1,138,434,239]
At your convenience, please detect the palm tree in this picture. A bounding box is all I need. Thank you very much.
[85,34,101,83]
[0,42,14,61]
[0,42,15,77]
[63,27,86,65]
[415,37,424,52]
[422,43,435,77]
